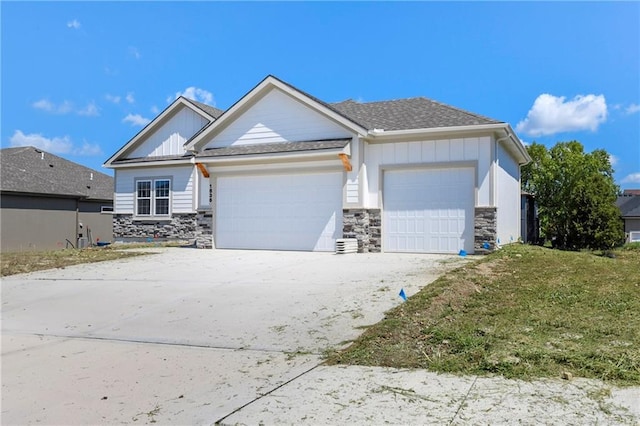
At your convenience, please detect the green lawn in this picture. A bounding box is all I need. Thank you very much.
[327,244,640,386]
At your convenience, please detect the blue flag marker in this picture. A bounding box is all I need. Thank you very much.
[458,249,467,257]
[399,288,407,301]
[483,242,490,250]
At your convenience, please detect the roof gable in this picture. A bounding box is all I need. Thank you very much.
[104,97,220,167]
[1,146,113,200]
[185,75,369,152]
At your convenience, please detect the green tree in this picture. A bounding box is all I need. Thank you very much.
[522,141,624,250]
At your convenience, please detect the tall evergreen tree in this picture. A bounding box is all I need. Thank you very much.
[522,141,624,250]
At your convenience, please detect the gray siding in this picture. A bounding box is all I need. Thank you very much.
[0,194,113,252]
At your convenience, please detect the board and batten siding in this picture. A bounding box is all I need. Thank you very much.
[114,166,196,214]
[496,143,521,245]
[364,137,492,208]
[203,89,352,149]
[127,107,209,158]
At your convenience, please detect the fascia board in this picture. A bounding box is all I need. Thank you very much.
[185,77,367,152]
[196,146,350,165]
[104,98,211,168]
[108,158,193,169]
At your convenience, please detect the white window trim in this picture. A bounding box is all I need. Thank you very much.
[134,177,172,219]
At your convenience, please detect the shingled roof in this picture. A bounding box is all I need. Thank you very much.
[0,146,113,200]
[617,195,640,218]
[329,98,502,131]
[188,99,225,119]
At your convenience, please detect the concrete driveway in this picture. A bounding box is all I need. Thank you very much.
[2,248,461,425]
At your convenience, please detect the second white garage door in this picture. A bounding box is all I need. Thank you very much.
[216,172,343,251]
[384,168,475,254]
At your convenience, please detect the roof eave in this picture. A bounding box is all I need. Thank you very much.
[108,158,194,169]
[196,146,350,165]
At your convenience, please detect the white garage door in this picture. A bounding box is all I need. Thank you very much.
[384,168,475,254]
[216,172,343,251]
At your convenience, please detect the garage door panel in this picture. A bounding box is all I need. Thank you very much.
[216,172,342,251]
[384,168,474,254]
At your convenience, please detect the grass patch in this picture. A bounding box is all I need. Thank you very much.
[326,244,640,385]
[0,246,152,276]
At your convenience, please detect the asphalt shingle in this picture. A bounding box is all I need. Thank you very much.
[329,98,502,131]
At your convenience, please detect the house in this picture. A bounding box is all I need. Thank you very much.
[0,146,114,252]
[616,190,640,243]
[104,75,530,254]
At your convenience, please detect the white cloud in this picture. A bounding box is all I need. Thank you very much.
[33,98,100,116]
[516,94,608,137]
[128,46,141,59]
[105,94,121,104]
[10,130,103,157]
[32,98,73,114]
[67,19,81,29]
[625,103,640,115]
[123,113,151,127]
[78,141,103,156]
[168,87,214,105]
[10,130,73,154]
[609,154,619,167]
[150,105,160,114]
[126,92,135,104]
[77,101,99,116]
[622,173,640,184]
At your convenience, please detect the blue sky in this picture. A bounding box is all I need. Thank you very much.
[2,2,639,189]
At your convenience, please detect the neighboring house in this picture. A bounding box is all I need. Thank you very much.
[616,190,640,243]
[0,146,114,252]
[104,75,530,254]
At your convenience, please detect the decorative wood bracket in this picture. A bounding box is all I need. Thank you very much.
[195,162,210,178]
[338,153,352,172]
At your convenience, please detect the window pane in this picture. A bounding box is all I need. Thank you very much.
[137,199,151,215]
[155,198,169,215]
[155,180,170,198]
[137,181,151,198]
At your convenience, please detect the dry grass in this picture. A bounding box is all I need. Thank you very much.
[0,246,149,277]
[327,244,640,386]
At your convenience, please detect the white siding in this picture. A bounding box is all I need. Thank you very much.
[496,142,521,245]
[128,107,208,158]
[113,166,195,214]
[203,89,351,149]
[364,136,492,208]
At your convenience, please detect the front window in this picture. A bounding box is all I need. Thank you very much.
[136,179,170,216]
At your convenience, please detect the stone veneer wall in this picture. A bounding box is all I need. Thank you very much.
[474,207,497,254]
[342,209,381,253]
[113,213,212,248]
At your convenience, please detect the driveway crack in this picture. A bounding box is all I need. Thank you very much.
[214,363,322,425]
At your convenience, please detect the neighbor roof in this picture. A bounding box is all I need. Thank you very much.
[0,146,113,200]
[617,195,640,218]
[329,98,502,131]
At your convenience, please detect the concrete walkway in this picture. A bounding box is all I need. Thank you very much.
[2,248,638,425]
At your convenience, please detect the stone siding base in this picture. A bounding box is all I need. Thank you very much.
[113,212,213,248]
[474,207,497,254]
[342,209,381,253]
